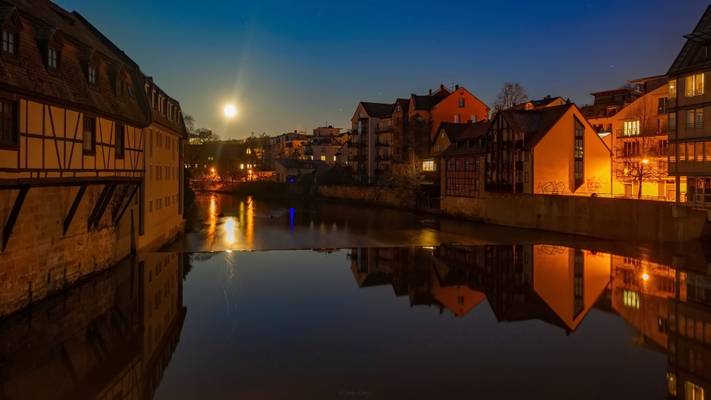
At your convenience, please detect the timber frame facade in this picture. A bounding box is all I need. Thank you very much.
[0,0,186,260]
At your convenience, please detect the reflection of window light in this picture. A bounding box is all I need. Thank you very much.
[685,381,704,400]
[422,159,435,171]
[240,163,244,170]
[667,373,677,397]
[623,290,640,309]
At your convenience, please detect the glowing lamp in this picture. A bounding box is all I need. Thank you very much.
[642,272,650,282]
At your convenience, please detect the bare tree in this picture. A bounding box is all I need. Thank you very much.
[493,82,529,111]
[191,128,220,144]
[183,114,195,134]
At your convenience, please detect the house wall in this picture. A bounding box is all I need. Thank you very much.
[533,107,612,196]
[0,184,138,317]
[140,124,184,250]
[430,88,489,139]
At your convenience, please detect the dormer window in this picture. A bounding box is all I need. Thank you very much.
[2,30,16,55]
[47,47,58,70]
[88,64,97,85]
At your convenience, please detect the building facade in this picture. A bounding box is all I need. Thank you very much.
[667,5,711,210]
[0,0,185,315]
[588,76,681,200]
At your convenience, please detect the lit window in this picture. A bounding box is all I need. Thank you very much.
[687,108,704,129]
[685,73,705,97]
[2,31,15,55]
[623,290,640,309]
[623,120,640,136]
[246,148,251,154]
[669,80,677,98]
[666,373,677,396]
[333,155,337,161]
[88,65,97,85]
[422,159,436,171]
[47,48,58,70]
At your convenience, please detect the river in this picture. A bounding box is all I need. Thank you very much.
[0,192,708,399]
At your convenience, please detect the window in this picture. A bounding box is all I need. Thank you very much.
[115,123,125,159]
[623,120,640,136]
[658,97,667,115]
[574,118,584,189]
[88,65,97,85]
[320,155,326,161]
[0,99,17,147]
[83,116,96,154]
[2,30,16,55]
[445,157,479,197]
[669,80,677,98]
[685,73,705,97]
[47,47,58,70]
[669,112,677,133]
[422,159,436,171]
[688,108,704,129]
[458,98,465,108]
[573,250,584,318]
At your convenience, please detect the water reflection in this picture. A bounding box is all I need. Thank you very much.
[0,253,186,400]
[3,244,711,398]
[349,244,711,399]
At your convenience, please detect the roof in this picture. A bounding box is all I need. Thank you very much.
[668,5,711,76]
[360,102,395,118]
[500,103,573,149]
[411,90,449,111]
[439,120,491,157]
[395,97,410,111]
[0,0,151,126]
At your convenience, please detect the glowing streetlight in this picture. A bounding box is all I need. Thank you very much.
[642,272,650,282]
[223,104,238,119]
[642,158,650,165]
[210,167,216,174]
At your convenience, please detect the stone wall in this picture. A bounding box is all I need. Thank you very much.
[441,193,706,242]
[317,185,414,209]
[0,185,138,317]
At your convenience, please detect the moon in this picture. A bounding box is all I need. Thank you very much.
[223,104,237,119]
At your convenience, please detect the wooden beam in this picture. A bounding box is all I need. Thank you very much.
[112,183,138,226]
[63,184,87,235]
[2,185,29,251]
[87,183,115,231]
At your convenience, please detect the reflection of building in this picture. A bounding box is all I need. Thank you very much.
[0,253,187,399]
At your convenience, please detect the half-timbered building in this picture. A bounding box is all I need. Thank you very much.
[0,0,185,315]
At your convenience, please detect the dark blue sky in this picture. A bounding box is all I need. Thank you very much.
[59,0,708,139]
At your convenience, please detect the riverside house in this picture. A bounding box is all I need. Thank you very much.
[667,4,711,209]
[0,0,185,315]
[586,75,680,201]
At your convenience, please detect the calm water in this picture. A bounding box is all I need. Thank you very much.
[1,192,710,399]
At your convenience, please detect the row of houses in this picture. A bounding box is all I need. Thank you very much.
[346,5,711,212]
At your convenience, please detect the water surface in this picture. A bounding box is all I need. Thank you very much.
[1,193,709,399]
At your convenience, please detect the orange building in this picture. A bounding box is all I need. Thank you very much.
[587,75,683,200]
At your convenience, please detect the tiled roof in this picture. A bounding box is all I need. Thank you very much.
[0,0,151,126]
[501,103,573,148]
[411,89,449,111]
[360,102,394,118]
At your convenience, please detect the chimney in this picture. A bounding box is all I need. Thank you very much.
[455,84,459,90]
[429,89,432,95]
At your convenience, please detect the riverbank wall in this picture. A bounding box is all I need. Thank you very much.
[317,185,707,242]
[0,185,136,317]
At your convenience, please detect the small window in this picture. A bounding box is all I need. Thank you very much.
[669,80,677,98]
[115,123,125,159]
[458,98,465,108]
[2,31,16,55]
[623,120,640,136]
[83,116,96,155]
[47,48,58,70]
[422,159,436,171]
[0,99,18,147]
[685,73,705,97]
[88,65,97,85]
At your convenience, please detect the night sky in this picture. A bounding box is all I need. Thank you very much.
[58,0,709,139]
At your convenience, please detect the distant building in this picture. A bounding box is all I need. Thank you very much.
[274,159,327,183]
[513,95,567,110]
[185,140,260,180]
[267,130,310,165]
[349,102,395,184]
[313,125,341,137]
[436,122,490,198]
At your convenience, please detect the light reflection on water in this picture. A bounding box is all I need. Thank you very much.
[2,193,711,399]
